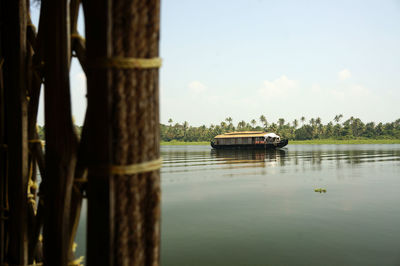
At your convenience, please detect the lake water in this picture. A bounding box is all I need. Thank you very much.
[76,144,400,265]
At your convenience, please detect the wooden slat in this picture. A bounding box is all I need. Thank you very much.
[26,21,45,261]
[82,0,113,264]
[67,0,87,260]
[1,0,29,264]
[0,0,6,262]
[72,37,87,73]
[68,113,88,260]
[25,12,38,264]
[41,0,77,265]
[69,4,90,255]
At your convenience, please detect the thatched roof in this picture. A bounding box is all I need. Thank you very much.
[214,131,269,139]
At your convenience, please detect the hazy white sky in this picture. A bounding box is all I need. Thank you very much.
[33,0,400,126]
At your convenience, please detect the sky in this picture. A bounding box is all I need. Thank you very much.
[32,0,400,126]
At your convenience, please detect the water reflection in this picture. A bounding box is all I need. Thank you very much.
[161,144,400,266]
[161,145,400,174]
[211,148,287,163]
[207,149,286,177]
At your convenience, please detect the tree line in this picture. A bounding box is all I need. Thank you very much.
[36,115,400,142]
[161,115,400,142]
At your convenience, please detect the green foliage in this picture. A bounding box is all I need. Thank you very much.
[161,116,400,142]
[37,116,400,143]
[160,140,209,145]
[291,139,400,145]
[37,125,45,139]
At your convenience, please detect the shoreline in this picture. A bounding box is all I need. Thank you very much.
[290,139,400,145]
[161,139,400,145]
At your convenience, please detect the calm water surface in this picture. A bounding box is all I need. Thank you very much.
[160,144,400,266]
[75,144,400,265]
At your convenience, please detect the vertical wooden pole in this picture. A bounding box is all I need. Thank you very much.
[83,0,113,264]
[0,0,6,262]
[41,0,77,265]
[1,0,29,264]
[109,1,161,264]
[26,19,45,264]
[67,0,86,259]
[84,0,161,265]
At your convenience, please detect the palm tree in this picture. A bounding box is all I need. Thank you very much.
[259,115,266,123]
[300,116,305,125]
[251,119,257,129]
[237,120,246,130]
[246,123,252,130]
[315,117,322,136]
[395,119,400,127]
[183,121,189,136]
[334,114,343,124]
[269,123,278,132]
[225,117,233,131]
[259,115,268,130]
[220,121,227,131]
[351,118,364,137]
[293,119,298,129]
[278,118,285,128]
[168,118,173,127]
[333,115,338,123]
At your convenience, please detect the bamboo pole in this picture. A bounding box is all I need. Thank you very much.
[25,3,85,262]
[1,0,29,264]
[26,13,38,264]
[23,1,86,262]
[84,0,161,264]
[83,0,113,264]
[0,1,6,261]
[67,0,85,260]
[109,1,161,263]
[41,0,78,265]
[1,0,84,264]
[25,16,45,263]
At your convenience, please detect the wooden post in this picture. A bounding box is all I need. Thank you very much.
[41,0,78,265]
[25,17,46,263]
[67,0,86,258]
[84,0,161,265]
[1,0,29,264]
[0,0,6,261]
[0,1,6,262]
[83,0,113,264]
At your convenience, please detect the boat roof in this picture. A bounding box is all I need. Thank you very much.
[214,131,270,139]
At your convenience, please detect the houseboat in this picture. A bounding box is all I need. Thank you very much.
[210,131,288,150]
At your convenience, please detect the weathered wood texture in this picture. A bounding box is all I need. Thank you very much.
[84,0,161,265]
[1,0,29,264]
[41,0,78,265]
[1,0,162,265]
[110,0,161,264]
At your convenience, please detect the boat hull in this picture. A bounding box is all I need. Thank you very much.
[211,139,288,149]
